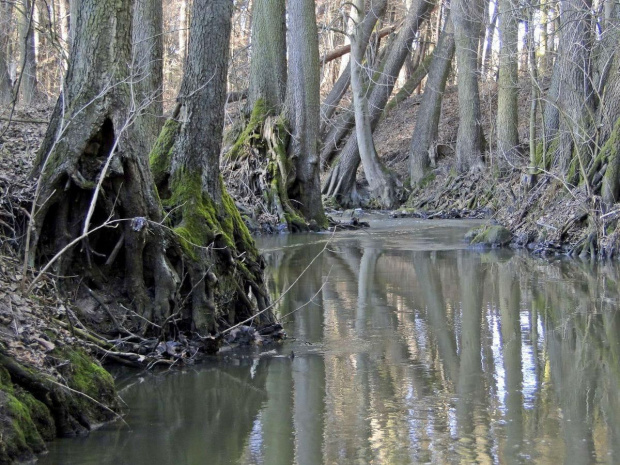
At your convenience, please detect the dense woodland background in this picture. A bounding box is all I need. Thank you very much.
[2,0,620,205]
[1,0,620,346]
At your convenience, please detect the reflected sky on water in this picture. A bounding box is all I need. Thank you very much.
[41,218,620,464]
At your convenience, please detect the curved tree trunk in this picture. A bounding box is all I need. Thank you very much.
[319,0,389,167]
[285,0,325,224]
[320,63,350,135]
[132,0,164,150]
[323,0,436,207]
[452,0,485,172]
[409,10,455,185]
[349,0,401,208]
[247,0,286,113]
[496,0,520,172]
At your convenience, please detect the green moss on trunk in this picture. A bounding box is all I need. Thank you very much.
[167,170,258,261]
[226,99,269,160]
[149,118,181,186]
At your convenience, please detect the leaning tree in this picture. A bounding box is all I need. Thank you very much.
[29,0,272,335]
[409,6,455,185]
[322,0,436,207]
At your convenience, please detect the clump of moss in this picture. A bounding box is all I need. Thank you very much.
[469,225,512,247]
[0,366,53,463]
[59,349,117,426]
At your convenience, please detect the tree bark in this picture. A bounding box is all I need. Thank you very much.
[0,1,13,104]
[320,63,350,135]
[285,0,325,224]
[319,0,390,167]
[452,0,485,172]
[166,0,272,331]
[496,0,520,171]
[409,9,455,185]
[247,0,286,112]
[553,0,593,178]
[132,0,164,151]
[323,0,436,206]
[18,0,37,105]
[349,0,401,208]
[597,6,620,203]
[481,0,498,77]
[33,0,177,329]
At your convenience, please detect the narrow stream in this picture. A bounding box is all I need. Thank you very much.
[40,219,620,464]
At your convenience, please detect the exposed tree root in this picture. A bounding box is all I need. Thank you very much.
[223,101,316,233]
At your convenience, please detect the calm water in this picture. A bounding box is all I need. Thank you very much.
[40,218,620,464]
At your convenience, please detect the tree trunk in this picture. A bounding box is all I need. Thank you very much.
[384,53,433,115]
[178,0,188,65]
[320,63,350,135]
[409,10,455,185]
[319,0,389,166]
[247,0,286,112]
[597,6,620,203]
[132,0,164,150]
[18,0,37,105]
[323,0,436,206]
[285,0,325,224]
[481,0,498,77]
[349,0,401,208]
[0,1,13,104]
[166,0,271,331]
[527,3,540,188]
[553,0,593,179]
[452,0,485,172]
[496,0,520,171]
[57,0,69,49]
[32,0,175,327]
[32,0,270,336]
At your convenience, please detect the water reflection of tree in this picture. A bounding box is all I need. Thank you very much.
[261,237,620,464]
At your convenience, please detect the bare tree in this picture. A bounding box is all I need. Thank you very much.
[452,0,485,172]
[247,0,286,112]
[323,0,436,207]
[132,0,164,150]
[0,1,13,104]
[348,0,402,208]
[409,6,455,184]
[18,0,37,104]
[496,0,520,170]
[32,0,271,334]
[285,0,326,224]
